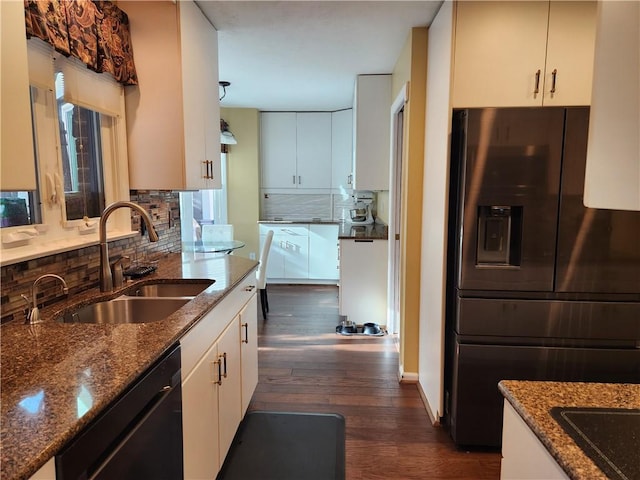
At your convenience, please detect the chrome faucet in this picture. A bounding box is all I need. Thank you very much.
[22,274,69,324]
[99,201,159,292]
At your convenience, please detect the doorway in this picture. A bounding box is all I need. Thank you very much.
[388,84,407,337]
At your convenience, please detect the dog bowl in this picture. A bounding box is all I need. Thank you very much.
[336,324,357,335]
[362,322,382,335]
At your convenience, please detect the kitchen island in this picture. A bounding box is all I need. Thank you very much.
[1,253,258,480]
[499,380,640,480]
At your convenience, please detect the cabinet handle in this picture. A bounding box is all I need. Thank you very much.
[292,175,296,184]
[202,160,214,179]
[347,174,353,185]
[220,352,228,378]
[212,359,222,385]
[550,69,557,94]
[298,175,301,185]
[534,69,541,96]
[242,322,249,343]
[244,285,256,292]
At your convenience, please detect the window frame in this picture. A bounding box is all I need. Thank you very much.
[0,38,135,267]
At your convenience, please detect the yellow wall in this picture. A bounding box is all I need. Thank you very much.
[391,27,428,378]
[377,31,413,226]
[221,108,260,260]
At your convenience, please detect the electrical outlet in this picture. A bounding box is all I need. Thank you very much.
[249,252,256,260]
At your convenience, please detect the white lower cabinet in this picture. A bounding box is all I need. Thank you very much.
[182,332,223,479]
[339,239,388,325]
[181,275,258,479]
[28,458,55,480]
[308,224,339,280]
[500,401,568,480]
[260,223,339,282]
[240,294,259,415]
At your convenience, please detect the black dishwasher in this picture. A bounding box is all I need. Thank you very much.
[56,344,183,480]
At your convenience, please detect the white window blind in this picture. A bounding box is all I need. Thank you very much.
[27,37,124,117]
[27,38,54,91]
[54,54,123,117]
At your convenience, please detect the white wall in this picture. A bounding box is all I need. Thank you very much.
[418,1,453,423]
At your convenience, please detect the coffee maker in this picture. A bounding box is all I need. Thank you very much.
[349,191,374,225]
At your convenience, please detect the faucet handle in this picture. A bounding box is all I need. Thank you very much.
[111,256,130,288]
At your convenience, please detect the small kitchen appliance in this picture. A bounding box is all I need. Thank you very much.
[349,191,374,225]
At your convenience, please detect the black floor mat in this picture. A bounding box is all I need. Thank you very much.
[217,411,345,480]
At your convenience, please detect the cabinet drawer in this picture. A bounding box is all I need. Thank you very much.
[273,225,309,237]
[181,274,257,379]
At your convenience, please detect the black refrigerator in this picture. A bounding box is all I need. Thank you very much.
[444,107,640,447]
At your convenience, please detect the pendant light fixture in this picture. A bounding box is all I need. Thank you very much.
[219,81,237,145]
[220,118,237,145]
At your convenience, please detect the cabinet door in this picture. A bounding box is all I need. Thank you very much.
[124,0,219,190]
[584,1,640,211]
[543,2,596,106]
[261,112,297,188]
[262,232,286,278]
[1,1,37,190]
[281,227,309,279]
[240,293,258,416]
[217,318,243,465]
[452,1,549,108]
[353,75,391,190]
[308,224,339,280]
[296,112,332,188]
[331,109,354,191]
[181,0,221,189]
[339,239,388,325]
[182,341,220,480]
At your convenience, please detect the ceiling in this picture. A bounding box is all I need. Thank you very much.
[197,1,443,112]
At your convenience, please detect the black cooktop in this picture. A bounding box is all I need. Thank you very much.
[550,407,640,480]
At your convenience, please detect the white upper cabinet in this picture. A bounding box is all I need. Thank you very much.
[452,1,597,108]
[331,109,354,191]
[353,74,391,191]
[260,112,332,190]
[124,0,220,190]
[260,112,297,189]
[296,112,332,188]
[584,1,640,211]
[1,1,37,191]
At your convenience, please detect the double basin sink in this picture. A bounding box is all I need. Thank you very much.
[57,281,214,324]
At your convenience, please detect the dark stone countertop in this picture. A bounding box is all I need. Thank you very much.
[337,222,388,240]
[0,253,258,480]
[499,380,640,480]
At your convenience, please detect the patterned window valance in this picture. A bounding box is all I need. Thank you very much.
[24,0,138,86]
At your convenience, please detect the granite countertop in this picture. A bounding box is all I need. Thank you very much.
[0,253,258,480]
[499,380,640,480]
[258,219,341,224]
[337,222,388,240]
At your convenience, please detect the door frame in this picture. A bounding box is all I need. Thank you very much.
[387,83,408,336]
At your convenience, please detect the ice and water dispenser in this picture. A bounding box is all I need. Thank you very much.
[476,205,522,267]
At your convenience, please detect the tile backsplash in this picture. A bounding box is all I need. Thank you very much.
[0,191,181,324]
[261,193,356,222]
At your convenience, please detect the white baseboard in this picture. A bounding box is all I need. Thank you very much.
[397,366,419,383]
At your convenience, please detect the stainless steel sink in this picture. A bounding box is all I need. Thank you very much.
[123,281,214,298]
[58,297,191,324]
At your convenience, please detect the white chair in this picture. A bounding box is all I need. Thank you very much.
[201,224,234,243]
[256,230,274,320]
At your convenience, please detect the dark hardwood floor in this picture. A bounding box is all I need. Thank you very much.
[248,285,501,480]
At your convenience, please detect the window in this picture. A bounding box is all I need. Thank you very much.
[0,87,42,228]
[180,153,228,245]
[56,72,106,221]
[0,38,132,266]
